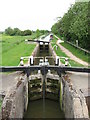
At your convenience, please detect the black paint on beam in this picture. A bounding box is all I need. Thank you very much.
[0,66,90,74]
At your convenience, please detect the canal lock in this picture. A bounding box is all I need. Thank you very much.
[24,41,65,118]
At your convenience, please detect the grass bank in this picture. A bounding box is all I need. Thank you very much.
[1,33,38,66]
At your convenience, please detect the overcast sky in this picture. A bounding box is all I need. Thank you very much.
[0,0,75,31]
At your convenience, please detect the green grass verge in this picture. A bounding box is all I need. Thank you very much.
[60,42,89,63]
[2,33,37,53]
[1,33,37,66]
[2,41,36,66]
[52,43,84,67]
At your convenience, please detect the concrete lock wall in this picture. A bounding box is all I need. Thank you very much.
[31,43,39,57]
[0,75,28,119]
[49,43,57,61]
[60,74,89,119]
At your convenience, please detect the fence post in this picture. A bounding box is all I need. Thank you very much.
[76,40,78,47]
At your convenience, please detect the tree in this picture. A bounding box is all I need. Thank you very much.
[23,30,32,36]
[36,29,40,38]
[5,27,32,36]
[5,27,14,36]
[13,28,21,35]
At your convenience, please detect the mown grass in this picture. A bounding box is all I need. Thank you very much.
[51,43,84,67]
[1,33,37,66]
[60,42,89,63]
[2,41,36,66]
[2,33,37,53]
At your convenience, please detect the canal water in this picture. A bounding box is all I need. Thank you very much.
[24,36,65,119]
[24,99,65,118]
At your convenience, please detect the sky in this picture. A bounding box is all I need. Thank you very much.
[0,0,75,31]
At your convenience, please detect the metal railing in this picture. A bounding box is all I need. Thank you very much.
[66,41,90,54]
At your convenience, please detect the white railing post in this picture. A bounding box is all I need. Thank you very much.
[65,58,69,66]
[20,57,24,66]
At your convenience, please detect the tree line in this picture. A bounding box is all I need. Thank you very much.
[5,27,32,36]
[4,27,49,36]
[51,2,90,51]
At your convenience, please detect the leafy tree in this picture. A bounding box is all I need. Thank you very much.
[23,30,32,36]
[13,28,21,35]
[5,27,14,36]
[5,27,32,36]
[36,29,40,38]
